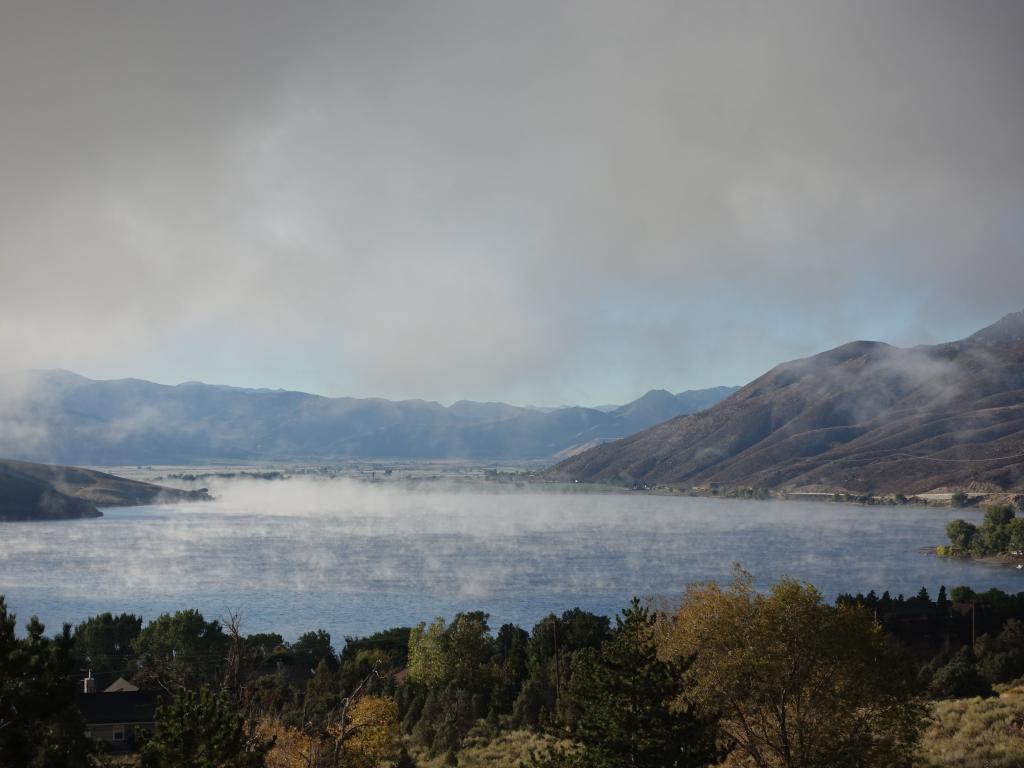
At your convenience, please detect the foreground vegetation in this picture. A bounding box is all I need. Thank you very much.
[920,684,1024,768]
[4,570,1024,768]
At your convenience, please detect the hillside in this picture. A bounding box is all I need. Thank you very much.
[548,311,1024,495]
[0,372,736,464]
[0,459,211,521]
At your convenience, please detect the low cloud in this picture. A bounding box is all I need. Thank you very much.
[1,1,1022,404]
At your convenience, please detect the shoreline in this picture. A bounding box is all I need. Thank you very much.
[922,546,1024,570]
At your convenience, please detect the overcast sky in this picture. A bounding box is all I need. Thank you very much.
[1,1,1022,406]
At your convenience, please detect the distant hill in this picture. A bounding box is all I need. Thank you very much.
[0,459,211,521]
[0,372,737,465]
[548,311,1024,495]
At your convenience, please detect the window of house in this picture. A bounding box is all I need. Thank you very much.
[112,726,125,742]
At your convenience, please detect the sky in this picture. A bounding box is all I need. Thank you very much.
[1,0,1022,407]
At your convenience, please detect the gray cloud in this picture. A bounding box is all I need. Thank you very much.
[1,1,1022,404]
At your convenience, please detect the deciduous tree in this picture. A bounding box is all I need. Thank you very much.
[657,569,925,768]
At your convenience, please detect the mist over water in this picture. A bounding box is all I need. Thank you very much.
[1,479,1019,640]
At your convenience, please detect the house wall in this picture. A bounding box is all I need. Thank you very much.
[86,723,151,752]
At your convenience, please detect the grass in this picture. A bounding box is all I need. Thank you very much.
[410,729,567,768]
[407,692,1024,768]
[919,684,1024,768]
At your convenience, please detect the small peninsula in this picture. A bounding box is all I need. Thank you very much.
[0,458,211,522]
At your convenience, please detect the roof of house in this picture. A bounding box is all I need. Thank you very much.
[104,677,139,693]
[75,690,163,725]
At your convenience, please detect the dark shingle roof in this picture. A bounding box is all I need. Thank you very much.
[75,691,162,725]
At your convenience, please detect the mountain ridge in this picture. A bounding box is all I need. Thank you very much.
[0,372,737,465]
[547,311,1024,494]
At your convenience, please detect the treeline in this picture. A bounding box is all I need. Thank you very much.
[4,571,1024,768]
[942,503,1024,557]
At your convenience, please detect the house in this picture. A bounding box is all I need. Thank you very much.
[75,673,163,753]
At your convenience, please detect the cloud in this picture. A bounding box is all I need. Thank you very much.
[1,1,1022,404]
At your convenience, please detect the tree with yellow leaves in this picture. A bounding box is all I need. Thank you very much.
[656,568,925,768]
[260,677,400,768]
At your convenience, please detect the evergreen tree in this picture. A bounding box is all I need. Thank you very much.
[140,688,274,768]
[73,611,143,677]
[302,658,341,732]
[132,609,228,690]
[0,597,95,768]
[927,647,993,699]
[567,598,719,768]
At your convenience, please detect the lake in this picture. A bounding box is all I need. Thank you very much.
[1,479,1020,640]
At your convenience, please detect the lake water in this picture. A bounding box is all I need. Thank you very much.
[1,480,1020,641]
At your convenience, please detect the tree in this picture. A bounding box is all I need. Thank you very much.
[261,674,400,768]
[568,598,719,768]
[0,597,95,767]
[950,586,977,603]
[976,505,1015,554]
[658,569,926,768]
[491,623,529,714]
[984,504,1015,528]
[945,519,977,552]
[444,611,495,693]
[73,611,142,677]
[408,618,450,689]
[512,608,611,728]
[332,695,400,768]
[927,647,992,699]
[302,659,341,732]
[407,613,495,695]
[1007,518,1024,552]
[292,630,336,672]
[133,609,228,690]
[141,688,274,768]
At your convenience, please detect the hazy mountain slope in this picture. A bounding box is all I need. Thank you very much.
[0,372,736,464]
[0,459,210,521]
[548,311,1024,494]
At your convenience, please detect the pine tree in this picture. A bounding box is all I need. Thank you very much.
[0,597,95,768]
[567,598,719,768]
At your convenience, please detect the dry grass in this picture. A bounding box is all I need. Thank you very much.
[410,729,567,768]
[406,693,1024,768]
[919,684,1024,768]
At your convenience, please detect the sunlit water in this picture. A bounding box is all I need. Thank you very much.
[1,481,1020,640]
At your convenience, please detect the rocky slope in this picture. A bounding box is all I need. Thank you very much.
[548,311,1024,495]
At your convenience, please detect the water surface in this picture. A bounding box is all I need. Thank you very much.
[0,481,1018,640]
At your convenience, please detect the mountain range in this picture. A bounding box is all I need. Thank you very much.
[0,370,736,465]
[549,311,1024,495]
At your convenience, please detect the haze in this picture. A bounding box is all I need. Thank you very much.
[2,0,1022,406]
